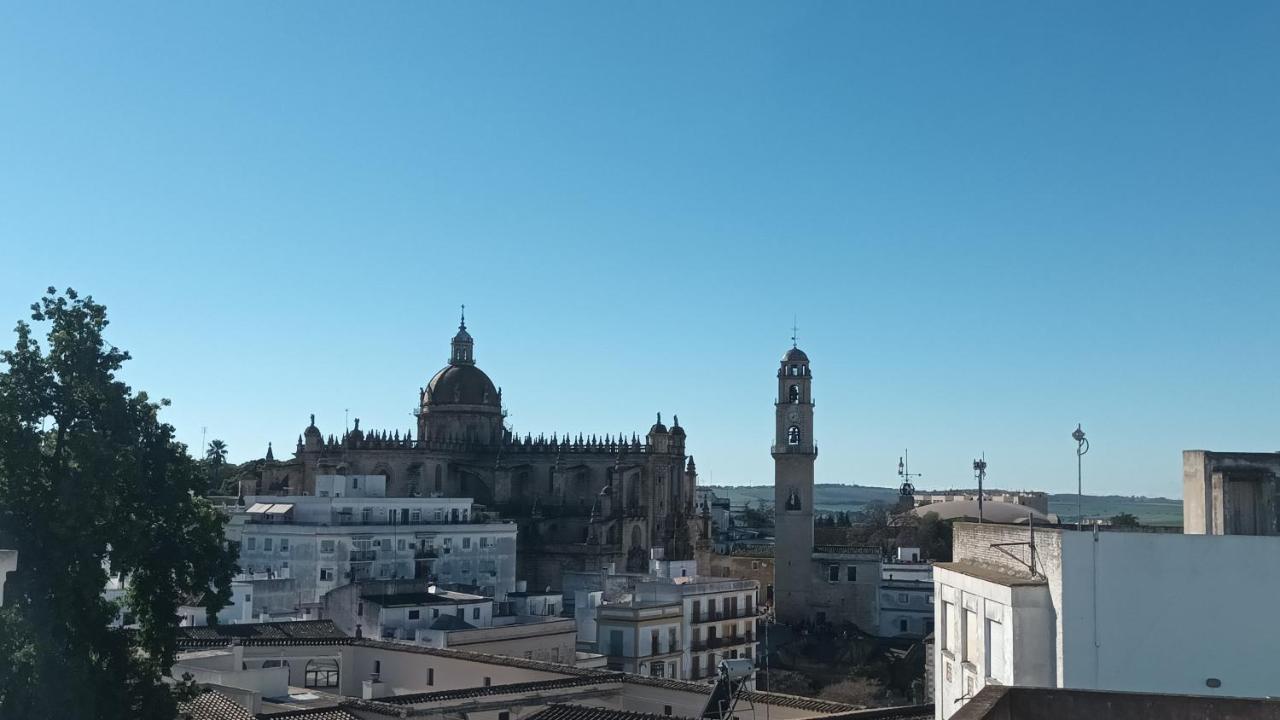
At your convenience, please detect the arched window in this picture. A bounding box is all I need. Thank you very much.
[785,489,802,511]
[630,526,643,549]
[788,385,800,404]
[434,465,443,493]
[305,658,339,688]
[787,426,801,445]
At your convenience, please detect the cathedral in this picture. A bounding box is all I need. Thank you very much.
[249,313,703,587]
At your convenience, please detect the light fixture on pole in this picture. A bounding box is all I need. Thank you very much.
[973,455,988,523]
[1072,424,1089,530]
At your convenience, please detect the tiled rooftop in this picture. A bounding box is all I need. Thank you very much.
[177,620,349,647]
[176,690,254,720]
[527,704,693,720]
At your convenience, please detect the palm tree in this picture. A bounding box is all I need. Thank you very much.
[206,439,228,494]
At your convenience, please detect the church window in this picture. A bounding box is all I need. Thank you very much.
[789,365,798,376]
[789,385,800,403]
[787,426,801,445]
[785,489,801,511]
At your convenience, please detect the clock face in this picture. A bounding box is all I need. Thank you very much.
[787,409,800,423]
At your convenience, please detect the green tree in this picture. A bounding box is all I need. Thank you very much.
[0,288,238,720]
[1109,512,1140,528]
[205,439,228,495]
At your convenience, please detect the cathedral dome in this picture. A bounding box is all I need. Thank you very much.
[782,347,809,362]
[425,364,500,407]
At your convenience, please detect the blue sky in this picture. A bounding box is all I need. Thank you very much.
[2,2,1277,497]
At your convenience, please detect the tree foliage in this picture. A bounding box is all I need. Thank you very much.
[1109,512,1140,528]
[819,676,886,706]
[0,288,238,720]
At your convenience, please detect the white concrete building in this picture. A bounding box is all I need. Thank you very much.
[934,521,1280,719]
[881,549,934,639]
[0,549,16,606]
[228,480,517,618]
[590,560,759,684]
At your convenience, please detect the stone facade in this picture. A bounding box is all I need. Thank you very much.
[246,315,702,589]
[1183,450,1280,535]
[770,345,880,633]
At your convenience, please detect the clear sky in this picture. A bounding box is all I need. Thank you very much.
[2,2,1278,498]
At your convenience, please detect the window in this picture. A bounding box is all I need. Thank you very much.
[357,602,364,617]
[434,465,443,492]
[408,610,420,620]
[610,629,624,655]
[320,568,334,582]
[427,668,434,686]
[304,659,339,688]
[941,602,954,651]
[411,509,421,522]
[472,607,480,620]
[247,537,257,551]
[483,677,491,687]
[787,426,801,445]
[899,592,909,603]
[398,539,407,551]
[373,660,381,675]
[986,619,1006,680]
[463,537,471,550]
[788,384,800,403]
[361,507,372,523]
[498,713,510,720]
[651,662,664,678]
[964,609,980,664]
[432,608,440,619]
[828,565,839,582]
[664,706,673,717]
[443,537,453,548]
[353,477,360,489]
[846,566,857,582]
[480,536,492,548]
[279,538,289,552]
[243,594,251,602]
[899,618,909,633]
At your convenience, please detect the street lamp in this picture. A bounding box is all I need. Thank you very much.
[1072,424,1089,529]
[973,456,987,523]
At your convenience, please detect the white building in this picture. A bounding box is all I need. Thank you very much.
[934,521,1280,719]
[229,478,517,619]
[881,547,934,639]
[587,556,760,684]
[0,549,15,606]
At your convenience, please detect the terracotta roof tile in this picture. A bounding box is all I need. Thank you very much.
[176,690,255,720]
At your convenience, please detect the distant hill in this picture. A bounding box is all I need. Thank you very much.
[703,484,1183,527]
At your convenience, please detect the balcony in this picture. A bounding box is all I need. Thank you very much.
[691,607,759,624]
[691,633,754,652]
[349,550,377,562]
[413,548,439,559]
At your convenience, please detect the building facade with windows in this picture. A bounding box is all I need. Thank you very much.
[934,522,1280,720]
[244,316,704,590]
[229,490,517,618]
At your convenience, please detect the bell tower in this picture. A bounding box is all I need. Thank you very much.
[772,342,816,625]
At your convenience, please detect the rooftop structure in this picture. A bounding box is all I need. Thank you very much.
[951,685,1280,720]
[1183,450,1280,535]
[935,521,1280,719]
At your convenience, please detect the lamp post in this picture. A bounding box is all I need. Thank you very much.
[973,456,987,523]
[1072,424,1089,529]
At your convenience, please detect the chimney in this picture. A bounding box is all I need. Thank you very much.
[361,677,390,700]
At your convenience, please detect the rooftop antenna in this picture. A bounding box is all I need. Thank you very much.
[898,449,922,498]
[973,454,988,523]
